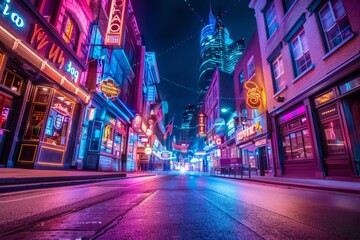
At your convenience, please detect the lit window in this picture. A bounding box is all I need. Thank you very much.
[61,13,79,51]
[290,29,312,76]
[265,2,279,38]
[272,55,285,93]
[247,56,255,79]
[318,0,352,50]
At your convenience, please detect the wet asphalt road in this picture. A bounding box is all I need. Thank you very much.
[1,172,360,239]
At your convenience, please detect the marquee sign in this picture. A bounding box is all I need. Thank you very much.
[245,81,261,109]
[160,151,172,159]
[236,121,263,142]
[198,114,206,136]
[99,78,120,98]
[105,0,128,48]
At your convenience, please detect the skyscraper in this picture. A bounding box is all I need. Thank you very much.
[197,7,245,107]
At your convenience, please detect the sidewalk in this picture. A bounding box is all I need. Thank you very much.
[211,172,360,194]
[0,168,154,193]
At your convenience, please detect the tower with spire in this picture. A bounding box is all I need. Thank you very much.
[197,4,244,108]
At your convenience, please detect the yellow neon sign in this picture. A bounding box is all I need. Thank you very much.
[245,81,261,109]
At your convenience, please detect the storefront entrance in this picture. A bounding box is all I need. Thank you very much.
[344,93,360,175]
[256,146,268,176]
[0,93,13,165]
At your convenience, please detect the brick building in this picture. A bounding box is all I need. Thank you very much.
[250,0,360,179]
[233,30,274,176]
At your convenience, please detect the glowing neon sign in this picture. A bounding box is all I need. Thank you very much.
[105,0,128,47]
[66,61,79,82]
[245,81,261,109]
[1,0,24,28]
[99,78,120,98]
[236,121,263,141]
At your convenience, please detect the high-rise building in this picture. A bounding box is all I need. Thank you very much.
[197,7,245,107]
[179,104,197,145]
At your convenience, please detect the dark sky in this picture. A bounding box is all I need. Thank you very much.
[131,0,256,136]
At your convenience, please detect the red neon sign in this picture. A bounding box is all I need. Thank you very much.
[105,0,128,48]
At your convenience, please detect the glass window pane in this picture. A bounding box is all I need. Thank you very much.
[290,131,305,159]
[282,135,292,160]
[319,4,334,30]
[302,129,313,158]
[113,132,122,156]
[322,119,346,156]
[43,92,74,146]
[89,121,102,151]
[102,125,114,154]
[333,0,345,19]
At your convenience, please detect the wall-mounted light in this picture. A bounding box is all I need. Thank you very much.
[275,96,285,102]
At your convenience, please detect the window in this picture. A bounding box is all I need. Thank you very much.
[239,71,245,93]
[247,56,255,79]
[272,55,285,92]
[322,120,346,157]
[290,29,312,76]
[42,0,60,23]
[43,92,74,146]
[61,12,80,51]
[265,2,279,38]
[319,0,352,50]
[284,0,296,12]
[280,113,313,160]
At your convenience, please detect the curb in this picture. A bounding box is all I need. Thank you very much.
[0,174,154,193]
[211,175,360,195]
[0,173,126,185]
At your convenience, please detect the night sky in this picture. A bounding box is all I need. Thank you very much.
[131,0,256,136]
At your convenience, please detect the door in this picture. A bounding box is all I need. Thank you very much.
[257,146,268,176]
[0,93,13,165]
[344,93,360,175]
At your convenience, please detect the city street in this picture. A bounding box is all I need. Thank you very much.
[0,172,359,239]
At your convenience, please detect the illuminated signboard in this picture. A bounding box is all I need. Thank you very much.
[236,121,263,142]
[99,78,120,98]
[66,61,79,82]
[245,81,261,109]
[1,0,24,28]
[160,151,172,159]
[145,147,152,155]
[105,0,128,48]
[147,85,155,102]
[198,114,206,136]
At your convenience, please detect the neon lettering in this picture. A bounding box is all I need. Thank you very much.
[245,81,261,109]
[66,61,79,82]
[1,0,24,27]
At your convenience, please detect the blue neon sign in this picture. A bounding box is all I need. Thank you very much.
[1,0,24,28]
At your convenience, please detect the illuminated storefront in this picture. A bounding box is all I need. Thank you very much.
[0,1,89,168]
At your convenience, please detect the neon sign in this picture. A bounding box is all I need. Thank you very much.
[236,121,263,141]
[53,103,70,116]
[53,114,64,130]
[1,0,24,28]
[30,24,65,69]
[105,0,128,47]
[198,114,206,136]
[99,78,120,98]
[66,61,79,82]
[245,81,261,109]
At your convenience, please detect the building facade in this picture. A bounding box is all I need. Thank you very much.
[0,0,92,169]
[250,0,360,180]
[203,68,236,170]
[80,0,142,172]
[233,30,274,176]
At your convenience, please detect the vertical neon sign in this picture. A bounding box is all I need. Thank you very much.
[105,0,128,48]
